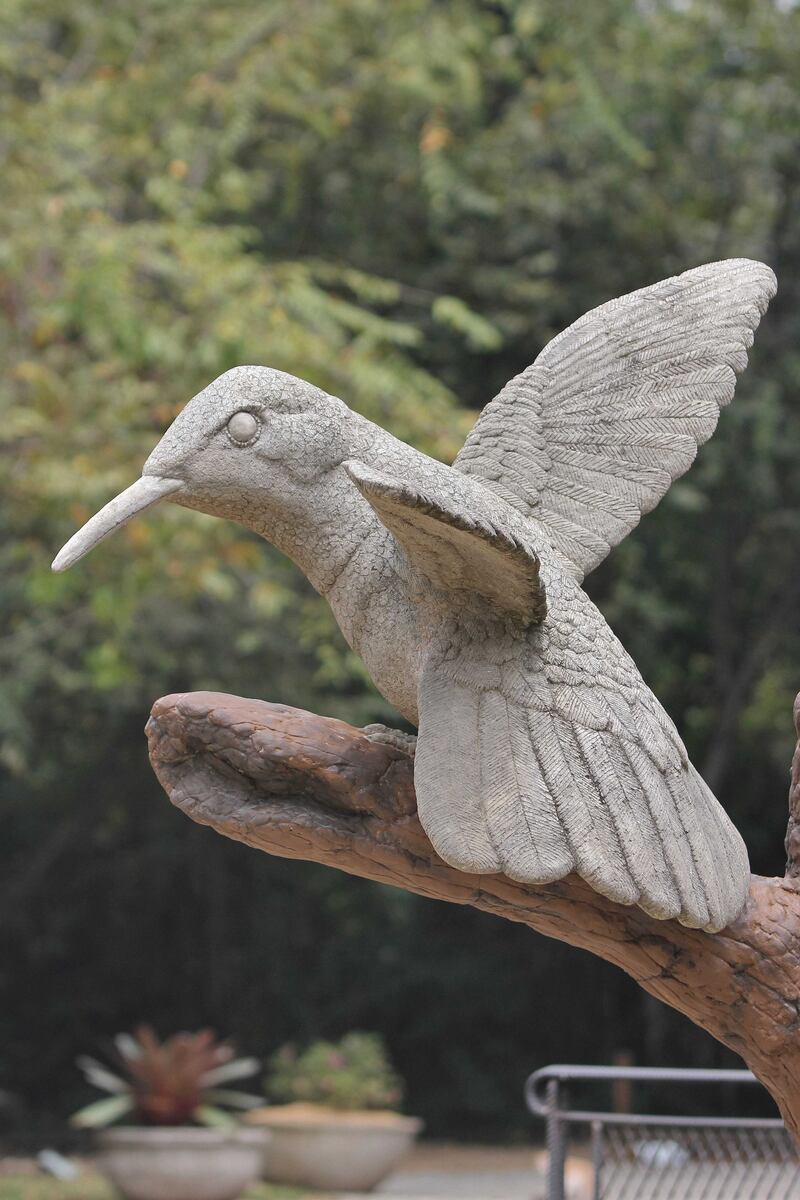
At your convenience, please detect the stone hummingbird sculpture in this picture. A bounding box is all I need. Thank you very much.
[53,258,775,933]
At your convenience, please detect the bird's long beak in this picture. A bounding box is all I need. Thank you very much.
[51,475,183,572]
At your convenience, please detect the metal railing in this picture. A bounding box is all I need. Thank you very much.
[526,1064,800,1200]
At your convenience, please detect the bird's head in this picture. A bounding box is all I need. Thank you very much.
[52,366,355,572]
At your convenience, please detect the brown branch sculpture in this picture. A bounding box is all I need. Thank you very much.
[147,688,800,1139]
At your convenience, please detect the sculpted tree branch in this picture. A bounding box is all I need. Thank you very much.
[785,694,800,879]
[147,688,800,1141]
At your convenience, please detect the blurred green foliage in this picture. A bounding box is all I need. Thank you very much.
[266,1033,403,1112]
[2,0,800,1141]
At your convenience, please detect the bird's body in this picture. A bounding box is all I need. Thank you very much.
[305,426,598,729]
[54,258,776,932]
[306,432,743,933]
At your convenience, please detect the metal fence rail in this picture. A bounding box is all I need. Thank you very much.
[525,1064,800,1200]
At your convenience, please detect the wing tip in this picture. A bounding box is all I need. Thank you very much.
[422,815,504,878]
[343,458,392,499]
[575,861,749,933]
[684,257,778,314]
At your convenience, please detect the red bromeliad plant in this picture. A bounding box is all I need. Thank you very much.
[72,1026,262,1129]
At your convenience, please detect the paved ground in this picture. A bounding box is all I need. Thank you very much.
[339,1144,547,1200]
[374,1169,544,1198]
[0,1147,550,1200]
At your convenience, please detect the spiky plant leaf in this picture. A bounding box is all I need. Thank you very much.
[71,1093,135,1128]
[201,1057,260,1087]
[194,1104,237,1129]
[74,1028,262,1126]
[76,1057,129,1095]
[115,1033,142,1061]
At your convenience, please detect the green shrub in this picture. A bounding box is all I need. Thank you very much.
[266,1033,403,1112]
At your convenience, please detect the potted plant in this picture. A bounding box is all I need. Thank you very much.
[72,1026,268,1200]
[246,1032,421,1192]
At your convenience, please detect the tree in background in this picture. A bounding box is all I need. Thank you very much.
[2,0,800,1138]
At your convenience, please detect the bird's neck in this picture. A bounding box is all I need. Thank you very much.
[242,419,451,721]
[246,414,397,599]
[258,487,376,599]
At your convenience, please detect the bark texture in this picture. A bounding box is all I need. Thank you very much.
[147,689,800,1138]
[785,694,800,878]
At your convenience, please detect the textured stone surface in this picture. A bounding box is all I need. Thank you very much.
[145,689,800,1144]
[785,694,800,876]
[54,258,776,932]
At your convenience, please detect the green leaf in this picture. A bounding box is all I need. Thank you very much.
[71,1094,135,1129]
[75,1056,129,1094]
[194,1105,238,1129]
[201,1057,261,1086]
[431,296,503,351]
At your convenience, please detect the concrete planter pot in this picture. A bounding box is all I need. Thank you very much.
[246,1104,422,1192]
[96,1126,269,1200]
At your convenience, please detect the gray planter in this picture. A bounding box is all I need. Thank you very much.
[248,1106,422,1192]
[96,1126,269,1200]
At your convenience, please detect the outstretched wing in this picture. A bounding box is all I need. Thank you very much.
[414,586,750,932]
[345,461,546,623]
[455,259,776,580]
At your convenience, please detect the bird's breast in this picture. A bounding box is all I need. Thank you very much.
[325,534,424,725]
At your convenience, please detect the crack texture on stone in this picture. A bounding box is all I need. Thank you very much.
[148,688,800,1143]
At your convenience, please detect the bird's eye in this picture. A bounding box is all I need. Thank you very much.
[226,410,259,445]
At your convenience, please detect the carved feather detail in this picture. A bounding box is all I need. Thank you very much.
[52,263,776,936]
[344,460,547,624]
[455,259,777,579]
[345,261,772,932]
[415,602,751,931]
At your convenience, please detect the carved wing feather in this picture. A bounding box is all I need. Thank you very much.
[345,461,546,623]
[414,592,750,932]
[455,259,776,579]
